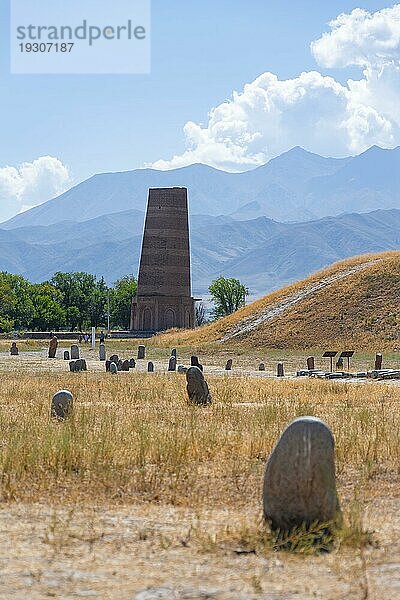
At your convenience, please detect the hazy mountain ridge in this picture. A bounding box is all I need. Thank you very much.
[0,208,399,296]
[2,145,399,229]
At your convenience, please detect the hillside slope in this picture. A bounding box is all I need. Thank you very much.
[161,252,400,351]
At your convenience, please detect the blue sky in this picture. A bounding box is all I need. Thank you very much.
[0,1,398,220]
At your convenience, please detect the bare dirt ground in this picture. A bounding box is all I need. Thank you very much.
[1,346,400,599]
[1,497,400,599]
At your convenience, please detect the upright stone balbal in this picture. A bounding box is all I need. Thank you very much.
[51,389,73,420]
[137,345,146,360]
[70,344,80,360]
[10,342,19,356]
[263,416,341,532]
[168,356,177,371]
[48,336,58,359]
[99,344,106,361]
[307,356,315,371]
[190,355,203,372]
[186,366,212,406]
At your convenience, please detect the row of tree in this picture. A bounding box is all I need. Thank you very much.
[0,271,248,332]
[0,272,137,332]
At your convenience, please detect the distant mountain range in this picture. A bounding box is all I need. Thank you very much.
[1,144,399,296]
[0,208,399,296]
[2,145,400,228]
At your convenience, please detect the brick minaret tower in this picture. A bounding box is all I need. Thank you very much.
[130,187,195,332]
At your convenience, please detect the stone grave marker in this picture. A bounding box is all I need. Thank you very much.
[168,356,177,371]
[51,390,73,420]
[225,359,233,371]
[336,357,344,370]
[138,345,146,359]
[307,356,315,371]
[70,344,80,360]
[122,360,130,371]
[109,354,119,364]
[48,336,58,359]
[64,350,70,361]
[374,353,383,370]
[110,362,118,374]
[147,361,154,372]
[99,344,106,361]
[10,342,19,356]
[190,355,203,372]
[277,362,284,377]
[263,416,341,533]
[258,363,265,371]
[171,348,177,358]
[129,358,136,369]
[186,366,212,406]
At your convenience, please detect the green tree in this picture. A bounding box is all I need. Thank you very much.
[110,275,137,329]
[65,306,80,331]
[208,277,249,319]
[50,272,107,330]
[0,272,34,330]
[29,283,66,331]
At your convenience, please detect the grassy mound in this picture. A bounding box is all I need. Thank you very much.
[158,251,400,350]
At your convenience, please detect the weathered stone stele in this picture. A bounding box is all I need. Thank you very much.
[70,344,79,359]
[109,354,119,364]
[225,359,233,370]
[307,356,315,370]
[147,361,154,372]
[129,358,136,368]
[186,366,212,406]
[374,353,383,370]
[190,355,203,372]
[48,336,58,359]
[10,342,19,356]
[122,360,130,371]
[277,362,284,377]
[51,389,73,420]
[130,188,195,333]
[263,416,341,532]
[137,345,145,360]
[258,363,265,371]
[110,362,118,374]
[171,348,177,358]
[99,344,106,361]
[64,350,70,361]
[168,356,177,371]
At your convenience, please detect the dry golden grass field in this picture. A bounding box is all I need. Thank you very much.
[0,338,400,599]
[1,252,400,598]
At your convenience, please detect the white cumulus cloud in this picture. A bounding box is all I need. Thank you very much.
[311,5,400,68]
[152,4,400,172]
[0,156,71,222]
